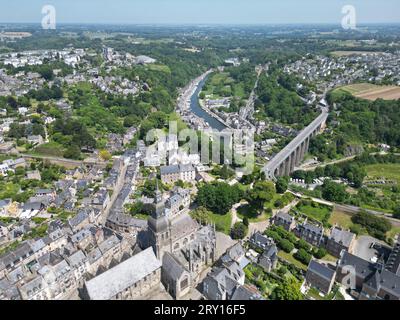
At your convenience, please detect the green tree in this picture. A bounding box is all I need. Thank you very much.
[296,239,311,252]
[271,280,304,300]
[393,205,400,219]
[190,207,212,225]
[38,65,54,81]
[63,145,81,160]
[231,222,248,240]
[278,239,295,253]
[99,150,112,161]
[276,177,289,194]
[313,248,328,259]
[321,180,348,203]
[351,210,391,240]
[294,248,312,265]
[248,180,276,214]
[197,182,242,215]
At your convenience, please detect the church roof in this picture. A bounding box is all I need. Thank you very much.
[170,213,198,241]
[162,252,189,281]
[84,247,161,300]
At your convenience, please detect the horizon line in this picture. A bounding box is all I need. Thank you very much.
[1,22,400,27]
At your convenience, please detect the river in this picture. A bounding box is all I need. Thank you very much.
[189,76,227,132]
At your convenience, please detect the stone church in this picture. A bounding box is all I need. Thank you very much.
[140,185,217,299]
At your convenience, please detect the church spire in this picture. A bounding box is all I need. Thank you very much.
[153,179,165,218]
[155,179,163,204]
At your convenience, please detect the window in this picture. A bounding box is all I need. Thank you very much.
[180,277,189,290]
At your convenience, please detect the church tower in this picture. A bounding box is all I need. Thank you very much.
[148,181,170,259]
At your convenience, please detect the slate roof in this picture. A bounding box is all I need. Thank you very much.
[263,243,278,260]
[107,213,147,228]
[275,211,294,222]
[379,270,400,297]
[22,202,42,211]
[180,164,195,172]
[84,247,161,300]
[162,252,188,281]
[29,239,47,253]
[67,250,87,268]
[329,227,355,247]
[231,284,265,300]
[386,238,400,276]
[250,232,273,248]
[0,281,20,300]
[166,194,182,207]
[0,198,12,208]
[98,235,120,254]
[227,243,245,262]
[18,276,46,298]
[87,247,102,265]
[307,260,336,281]
[70,228,92,243]
[7,265,26,284]
[160,164,195,176]
[0,242,34,268]
[338,251,376,279]
[364,269,400,298]
[68,211,89,229]
[35,189,53,195]
[170,213,198,241]
[160,165,180,175]
[300,222,324,235]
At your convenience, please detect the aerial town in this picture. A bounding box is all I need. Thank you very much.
[1,4,400,303]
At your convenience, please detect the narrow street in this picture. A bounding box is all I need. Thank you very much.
[99,160,129,225]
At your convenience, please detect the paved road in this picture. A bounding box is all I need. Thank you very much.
[300,155,357,171]
[99,161,129,225]
[239,65,263,122]
[288,190,400,228]
[19,153,107,167]
[300,152,400,172]
[231,202,244,227]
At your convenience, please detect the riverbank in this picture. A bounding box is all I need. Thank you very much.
[198,98,231,129]
[177,69,228,131]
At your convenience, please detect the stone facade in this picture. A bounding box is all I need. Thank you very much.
[142,186,216,299]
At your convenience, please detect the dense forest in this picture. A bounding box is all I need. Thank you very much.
[328,91,400,148]
[255,72,318,128]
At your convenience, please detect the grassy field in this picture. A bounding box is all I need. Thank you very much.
[194,211,232,235]
[278,251,307,271]
[329,209,400,242]
[364,163,400,184]
[296,202,332,225]
[328,210,355,230]
[387,227,400,241]
[202,72,235,99]
[32,142,65,157]
[210,72,233,86]
[146,64,171,74]
[330,51,383,57]
[334,83,400,101]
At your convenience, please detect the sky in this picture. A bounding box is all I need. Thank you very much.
[0,0,399,25]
